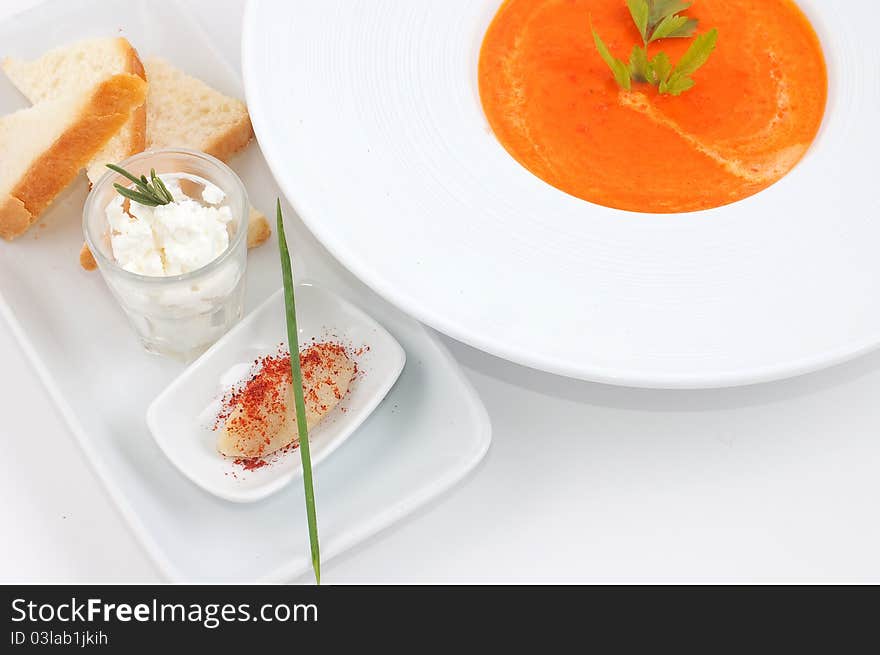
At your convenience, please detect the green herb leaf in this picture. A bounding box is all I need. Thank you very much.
[659,27,716,95]
[591,23,631,90]
[649,14,690,42]
[629,45,649,83]
[276,199,321,586]
[113,184,162,207]
[670,27,718,77]
[665,17,698,38]
[627,0,650,42]
[106,163,174,207]
[106,163,151,194]
[155,177,174,204]
[151,169,174,204]
[649,51,673,85]
[661,74,696,95]
[648,0,692,28]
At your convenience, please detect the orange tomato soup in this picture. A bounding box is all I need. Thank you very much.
[478,0,827,213]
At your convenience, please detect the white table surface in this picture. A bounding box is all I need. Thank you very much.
[2,0,879,584]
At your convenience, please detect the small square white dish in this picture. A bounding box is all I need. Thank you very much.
[147,283,406,503]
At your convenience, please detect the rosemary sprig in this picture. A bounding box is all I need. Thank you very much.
[106,164,175,207]
[277,199,321,585]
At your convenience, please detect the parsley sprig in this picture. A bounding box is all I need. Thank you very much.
[592,0,718,96]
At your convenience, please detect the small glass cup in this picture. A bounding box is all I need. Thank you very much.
[84,148,249,362]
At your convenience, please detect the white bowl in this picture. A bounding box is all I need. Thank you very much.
[146,283,406,502]
[243,0,880,389]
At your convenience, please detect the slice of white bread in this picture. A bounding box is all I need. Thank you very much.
[0,74,148,240]
[2,38,147,185]
[143,57,254,162]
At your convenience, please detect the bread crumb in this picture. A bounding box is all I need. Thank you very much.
[247,207,271,248]
[79,243,98,270]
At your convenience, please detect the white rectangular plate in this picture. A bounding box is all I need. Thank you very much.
[0,0,490,582]
[148,284,406,503]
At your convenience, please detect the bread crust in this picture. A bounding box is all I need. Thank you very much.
[79,242,99,270]
[0,73,147,241]
[205,114,255,163]
[119,37,147,156]
[79,38,148,262]
[0,196,32,240]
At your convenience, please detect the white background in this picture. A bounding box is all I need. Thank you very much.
[1,0,879,584]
